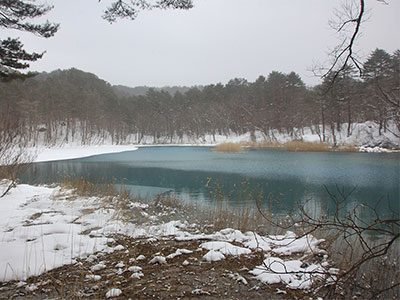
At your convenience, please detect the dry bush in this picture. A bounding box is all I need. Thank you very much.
[242,140,283,150]
[258,186,400,299]
[283,140,332,152]
[213,142,244,153]
[0,110,35,197]
[58,176,134,221]
[337,144,359,152]
[202,177,284,234]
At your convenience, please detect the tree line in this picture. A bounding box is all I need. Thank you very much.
[0,48,398,146]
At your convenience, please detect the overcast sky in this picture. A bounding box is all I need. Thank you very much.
[3,0,400,87]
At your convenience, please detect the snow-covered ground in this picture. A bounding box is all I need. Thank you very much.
[33,145,138,163]
[124,121,399,150]
[24,121,398,164]
[29,122,399,163]
[0,180,334,291]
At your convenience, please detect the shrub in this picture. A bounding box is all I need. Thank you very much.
[242,140,282,150]
[213,142,244,153]
[283,140,331,152]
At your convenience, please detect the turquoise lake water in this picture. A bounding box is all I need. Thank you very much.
[24,146,399,217]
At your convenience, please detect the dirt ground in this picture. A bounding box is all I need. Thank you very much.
[0,234,312,299]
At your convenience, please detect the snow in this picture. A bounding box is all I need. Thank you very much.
[33,145,138,163]
[272,234,325,256]
[182,260,189,266]
[106,288,122,298]
[229,272,248,285]
[166,248,193,259]
[200,241,251,256]
[0,177,333,292]
[86,274,101,281]
[113,245,125,251]
[203,250,226,262]
[18,120,399,167]
[128,266,142,272]
[130,271,144,279]
[127,121,399,150]
[149,255,167,264]
[91,262,107,272]
[250,256,328,289]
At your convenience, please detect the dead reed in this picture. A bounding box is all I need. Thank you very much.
[241,140,282,150]
[213,142,244,153]
[283,140,332,152]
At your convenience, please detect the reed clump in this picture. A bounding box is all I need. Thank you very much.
[59,175,121,198]
[283,140,332,152]
[213,142,244,153]
[337,144,359,152]
[241,140,282,150]
[57,176,133,221]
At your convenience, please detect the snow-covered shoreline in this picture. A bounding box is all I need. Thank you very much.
[0,180,329,290]
[31,143,399,165]
[29,121,398,163]
[33,145,139,163]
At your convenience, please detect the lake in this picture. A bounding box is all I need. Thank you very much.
[24,146,399,217]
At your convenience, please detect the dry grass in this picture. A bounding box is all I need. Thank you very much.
[337,144,359,152]
[17,175,398,299]
[213,142,244,153]
[241,140,283,150]
[244,140,360,153]
[57,176,134,221]
[283,140,332,152]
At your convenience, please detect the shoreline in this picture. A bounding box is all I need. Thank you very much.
[31,143,399,164]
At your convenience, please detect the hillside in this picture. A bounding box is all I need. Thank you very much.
[113,85,193,98]
[0,49,399,149]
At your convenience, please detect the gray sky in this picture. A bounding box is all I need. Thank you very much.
[4,0,400,87]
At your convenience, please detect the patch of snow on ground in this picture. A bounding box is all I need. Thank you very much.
[200,241,251,256]
[149,256,166,264]
[0,179,331,289]
[33,145,138,163]
[250,256,327,289]
[203,250,226,262]
[106,288,122,298]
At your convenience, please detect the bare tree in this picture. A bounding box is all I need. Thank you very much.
[0,106,34,197]
[313,0,390,87]
[257,186,400,299]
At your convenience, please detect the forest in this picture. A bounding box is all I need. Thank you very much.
[0,48,398,147]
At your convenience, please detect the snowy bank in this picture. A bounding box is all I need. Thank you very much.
[21,120,398,165]
[32,145,138,163]
[0,180,332,290]
[29,121,399,158]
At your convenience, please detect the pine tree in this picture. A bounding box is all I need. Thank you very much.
[0,0,59,79]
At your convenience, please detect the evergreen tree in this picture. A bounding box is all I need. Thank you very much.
[102,0,193,22]
[0,0,59,78]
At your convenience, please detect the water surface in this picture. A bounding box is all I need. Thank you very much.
[24,146,399,217]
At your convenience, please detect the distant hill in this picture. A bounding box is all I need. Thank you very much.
[112,85,195,98]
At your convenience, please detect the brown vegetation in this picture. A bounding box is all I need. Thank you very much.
[213,142,244,153]
[1,178,397,299]
[337,144,359,152]
[283,141,332,152]
[244,140,360,153]
[0,234,311,300]
[241,140,283,150]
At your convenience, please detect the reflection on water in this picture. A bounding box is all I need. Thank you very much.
[23,146,399,217]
